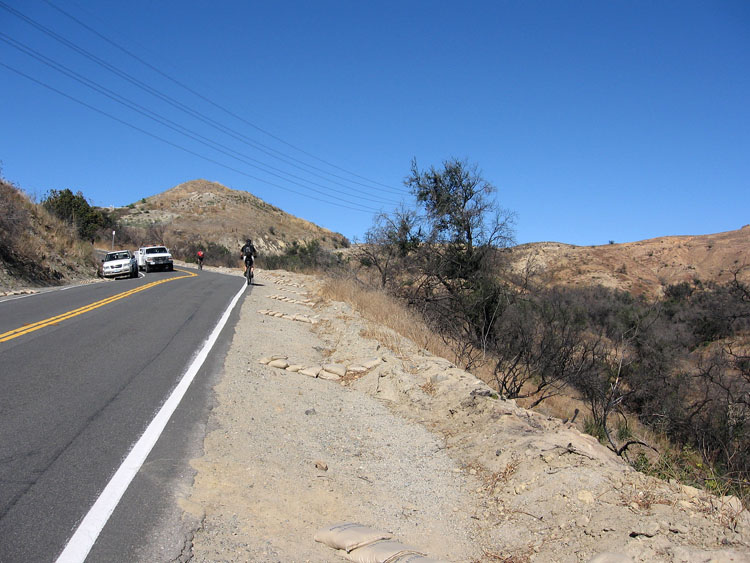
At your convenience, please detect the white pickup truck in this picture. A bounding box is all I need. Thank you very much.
[135,245,174,272]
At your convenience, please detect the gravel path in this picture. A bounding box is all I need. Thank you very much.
[185,271,484,562]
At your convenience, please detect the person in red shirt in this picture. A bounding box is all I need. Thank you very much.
[197,249,204,270]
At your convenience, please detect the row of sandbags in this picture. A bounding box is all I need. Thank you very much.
[315,522,449,563]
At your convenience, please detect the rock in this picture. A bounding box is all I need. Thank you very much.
[346,364,368,374]
[268,359,289,369]
[299,367,321,378]
[285,364,304,372]
[669,522,689,534]
[720,495,744,515]
[323,363,347,377]
[318,370,341,381]
[259,355,287,365]
[361,357,383,370]
[681,484,702,499]
[578,490,595,505]
[630,521,660,538]
[314,460,328,471]
[304,408,316,416]
[430,373,449,384]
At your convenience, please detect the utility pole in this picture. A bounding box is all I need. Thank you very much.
[112,230,116,250]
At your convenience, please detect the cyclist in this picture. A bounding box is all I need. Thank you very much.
[240,238,256,281]
[196,249,204,270]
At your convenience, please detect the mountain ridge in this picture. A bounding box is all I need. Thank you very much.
[505,224,750,297]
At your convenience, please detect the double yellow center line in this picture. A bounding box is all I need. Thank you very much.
[0,270,197,343]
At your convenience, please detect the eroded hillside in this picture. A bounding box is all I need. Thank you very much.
[505,226,750,298]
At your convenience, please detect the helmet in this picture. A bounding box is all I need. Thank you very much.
[246,239,252,244]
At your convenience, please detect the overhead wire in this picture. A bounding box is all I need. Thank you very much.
[0,61,381,214]
[43,0,407,195]
[2,0,408,201]
[0,31,400,209]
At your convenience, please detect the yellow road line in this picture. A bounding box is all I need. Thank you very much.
[0,269,197,343]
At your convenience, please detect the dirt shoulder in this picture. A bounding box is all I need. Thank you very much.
[182,269,750,563]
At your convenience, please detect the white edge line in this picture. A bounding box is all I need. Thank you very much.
[55,281,248,563]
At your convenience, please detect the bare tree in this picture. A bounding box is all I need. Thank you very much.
[403,158,517,368]
[355,207,420,288]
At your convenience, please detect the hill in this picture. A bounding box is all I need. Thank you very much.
[505,226,750,297]
[0,179,97,292]
[113,179,350,256]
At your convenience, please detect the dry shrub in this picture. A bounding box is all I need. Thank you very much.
[619,482,663,511]
[420,379,436,396]
[320,276,454,359]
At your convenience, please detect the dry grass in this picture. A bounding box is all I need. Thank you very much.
[619,483,660,511]
[320,276,605,431]
[359,326,410,357]
[478,546,533,563]
[320,276,456,360]
[420,379,437,396]
[0,179,97,289]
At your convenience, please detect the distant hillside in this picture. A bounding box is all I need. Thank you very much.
[505,225,750,297]
[113,179,349,256]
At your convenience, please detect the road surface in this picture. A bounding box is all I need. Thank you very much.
[0,267,246,562]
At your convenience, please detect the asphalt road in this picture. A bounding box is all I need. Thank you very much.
[0,267,247,562]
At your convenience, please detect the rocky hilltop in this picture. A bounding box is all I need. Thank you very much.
[114,179,349,255]
[505,226,750,297]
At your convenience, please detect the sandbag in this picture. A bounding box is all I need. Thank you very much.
[314,522,392,553]
[344,540,424,563]
[390,554,450,563]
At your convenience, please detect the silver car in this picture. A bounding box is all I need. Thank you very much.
[102,250,138,279]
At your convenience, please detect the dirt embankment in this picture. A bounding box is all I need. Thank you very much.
[0,180,98,293]
[173,268,749,563]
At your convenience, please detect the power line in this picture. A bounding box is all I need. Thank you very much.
[0,61,382,214]
[4,0,409,199]
[0,30,401,209]
[44,0,407,195]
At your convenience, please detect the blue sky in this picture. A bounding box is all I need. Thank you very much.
[1,1,748,246]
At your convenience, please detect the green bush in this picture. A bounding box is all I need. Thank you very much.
[258,239,343,272]
[42,188,113,241]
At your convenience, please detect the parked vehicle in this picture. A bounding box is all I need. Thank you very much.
[102,250,138,279]
[136,245,174,272]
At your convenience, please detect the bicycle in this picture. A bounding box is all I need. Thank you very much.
[244,257,254,285]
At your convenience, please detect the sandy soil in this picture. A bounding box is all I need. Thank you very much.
[181,269,749,563]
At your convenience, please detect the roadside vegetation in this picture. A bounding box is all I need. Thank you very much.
[321,157,750,504]
[257,239,347,272]
[5,167,748,502]
[0,177,97,287]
